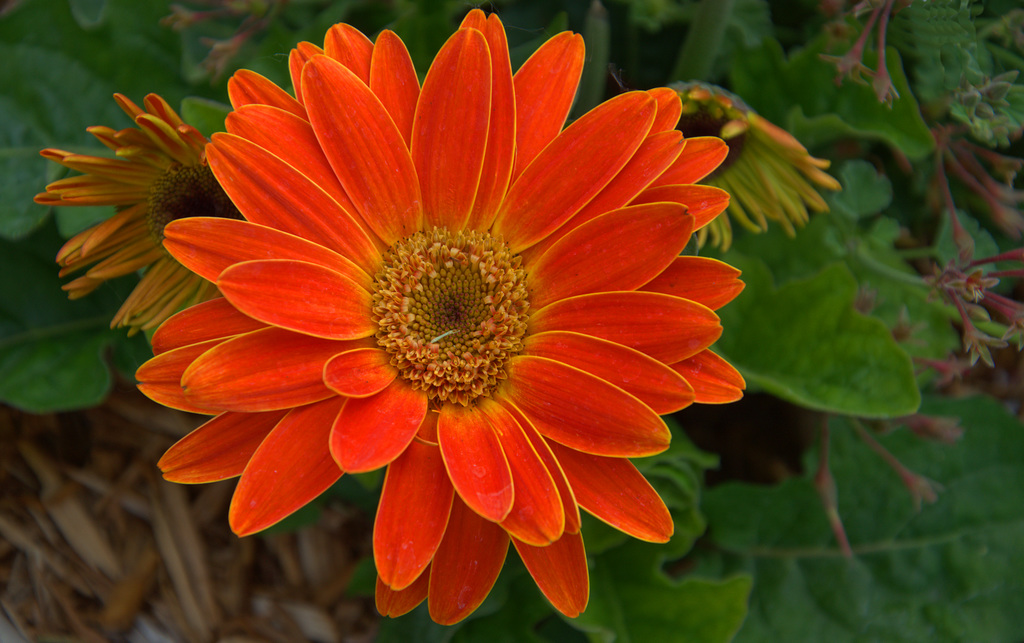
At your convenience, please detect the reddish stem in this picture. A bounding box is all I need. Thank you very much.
[813,421,853,557]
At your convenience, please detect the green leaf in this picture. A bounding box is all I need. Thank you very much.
[575,539,751,643]
[343,556,378,598]
[934,209,1000,267]
[179,97,231,138]
[714,260,921,417]
[0,219,138,412]
[377,603,455,643]
[829,160,894,221]
[694,396,1024,642]
[68,0,108,28]
[730,37,934,160]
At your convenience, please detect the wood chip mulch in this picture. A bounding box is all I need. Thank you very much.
[0,382,381,643]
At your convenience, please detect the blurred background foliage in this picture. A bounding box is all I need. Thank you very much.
[2,0,1023,640]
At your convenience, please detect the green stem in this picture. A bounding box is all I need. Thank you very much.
[571,0,611,119]
[669,0,736,82]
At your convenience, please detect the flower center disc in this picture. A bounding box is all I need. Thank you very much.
[372,228,530,407]
[147,163,240,242]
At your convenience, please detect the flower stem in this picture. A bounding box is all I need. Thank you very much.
[670,0,736,82]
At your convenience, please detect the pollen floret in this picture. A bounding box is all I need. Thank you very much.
[372,228,530,406]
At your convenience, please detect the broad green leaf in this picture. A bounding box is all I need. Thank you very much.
[829,161,893,221]
[68,0,107,28]
[694,396,1024,643]
[714,259,921,417]
[730,37,933,160]
[575,539,751,643]
[0,219,140,412]
[180,97,231,139]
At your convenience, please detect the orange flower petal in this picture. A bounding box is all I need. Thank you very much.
[217,260,375,341]
[632,184,730,231]
[374,440,454,590]
[513,531,589,617]
[225,105,359,217]
[376,570,429,617]
[527,203,694,309]
[641,256,745,311]
[181,327,353,412]
[525,129,685,260]
[369,30,420,145]
[329,380,427,473]
[136,340,221,414]
[531,291,722,364]
[462,10,515,231]
[494,91,656,252]
[159,410,287,483]
[511,32,584,179]
[163,217,370,289]
[502,356,670,457]
[503,405,581,534]
[548,441,673,542]
[229,397,346,536]
[227,69,305,118]
[412,27,491,230]
[417,412,440,444]
[323,23,373,83]
[428,497,510,625]
[649,87,683,132]
[671,349,746,404]
[524,331,695,414]
[151,298,265,355]
[323,348,397,398]
[437,404,513,523]
[288,41,323,106]
[206,133,380,270]
[302,55,423,246]
[650,136,728,186]
[134,114,196,165]
[479,400,564,547]
[458,9,488,35]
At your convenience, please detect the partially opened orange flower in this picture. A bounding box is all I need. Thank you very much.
[35,94,240,334]
[137,10,745,624]
[673,82,841,249]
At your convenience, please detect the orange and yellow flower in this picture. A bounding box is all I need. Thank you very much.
[35,94,239,334]
[137,10,745,624]
[674,82,841,249]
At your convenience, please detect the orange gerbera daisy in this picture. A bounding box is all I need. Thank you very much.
[137,10,745,624]
[35,94,240,334]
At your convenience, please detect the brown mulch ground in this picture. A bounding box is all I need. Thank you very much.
[0,382,379,643]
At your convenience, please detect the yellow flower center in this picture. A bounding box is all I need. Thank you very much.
[147,163,240,242]
[372,228,530,407]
